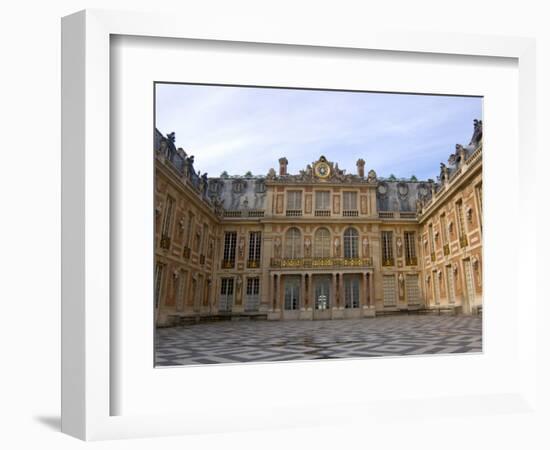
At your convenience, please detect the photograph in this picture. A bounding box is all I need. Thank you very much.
[153,83,483,366]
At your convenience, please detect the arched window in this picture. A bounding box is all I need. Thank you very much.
[343,227,359,258]
[285,227,302,258]
[314,227,331,258]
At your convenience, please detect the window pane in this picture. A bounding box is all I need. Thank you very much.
[314,228,331,258]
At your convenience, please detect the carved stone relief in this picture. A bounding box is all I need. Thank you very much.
[333,195,340,214]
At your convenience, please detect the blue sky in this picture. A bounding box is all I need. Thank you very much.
[155,83,482,181]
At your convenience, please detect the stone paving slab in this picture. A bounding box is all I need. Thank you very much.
[155,315,482,366]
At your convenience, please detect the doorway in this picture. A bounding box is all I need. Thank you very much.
[313,275,331,320]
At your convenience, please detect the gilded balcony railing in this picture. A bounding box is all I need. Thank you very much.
[459,234,468,248]
[443,244,450,256]
[430,252,436,262]
[183,246,191,258]
[222,259,235,269]
[247,259,261,268]
[405,256,418,266]
[160,235,171,250]
[270,257,373,269]
[382,258,394,267]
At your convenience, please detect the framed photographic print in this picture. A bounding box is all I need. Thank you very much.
[62,9,538,441]
[153,82,483,368]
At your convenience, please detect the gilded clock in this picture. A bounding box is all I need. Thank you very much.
[314,161,331,179]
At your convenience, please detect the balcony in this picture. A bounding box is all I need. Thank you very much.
[343,210,359,217]
[430,252,436,262]
[247,210,265,217]
[459,234,468,248]
[221,259,235,269]
[286,209,303,217]
[382,258,394,267]
[222,210,265,218]
[406,256,418,266]
[379,211,417,220]
[223,210,242,218]
[399,212,417,219]
[314,210,331,217]
[270,257,373,269]
[443,244,450,256]
[183,246,191,259]
[247,259,261,268]
[159,235,171,250]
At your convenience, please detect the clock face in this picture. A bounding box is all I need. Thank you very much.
[315,162,330,179]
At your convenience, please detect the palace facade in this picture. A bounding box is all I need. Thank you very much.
[154,121,483,326]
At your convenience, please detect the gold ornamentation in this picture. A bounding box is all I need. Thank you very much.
[314,161,331,179]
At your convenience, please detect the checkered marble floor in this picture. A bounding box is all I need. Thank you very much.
[155,315,482,366]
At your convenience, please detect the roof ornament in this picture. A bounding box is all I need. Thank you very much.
[470,119,483,147]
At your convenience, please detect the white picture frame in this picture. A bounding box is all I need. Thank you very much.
[61,9,538,441]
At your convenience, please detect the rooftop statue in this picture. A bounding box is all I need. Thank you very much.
[470,119,483,147]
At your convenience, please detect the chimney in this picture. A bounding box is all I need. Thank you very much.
[356,158,365,177]
[279,157,288,176]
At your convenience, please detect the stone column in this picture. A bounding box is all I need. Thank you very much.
[369,271,375,307]
[331,273,337,309]
[362,272,368,308]
[261,237,273,310]
[270,273,276,311]
[339,272,345,308]
[277,274,283,311]
[300,273,306,310]
[304,273,309,308]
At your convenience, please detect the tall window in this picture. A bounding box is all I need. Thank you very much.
[344,276,360,308]
[476,183,483,232]
[404,231,416,265]
[456,199,468,247]
[284,276,300,310]
[248,231,262,266]
[223,232,237,267]
[383,275,397,306]
[219,278,234,312]
[343,191,358,211]
[343,227,359,258]
[314,227,331,258]
[185,213,194,247]
[287,191,302,210]
[245,277,260,312]
[381,231,394,266]
[476,183,482,213]
[428,224,435,254]
[315,191,331,210]
[160,196,174,249]
[285,227,302,258]
[201,224,209,255]
[456,200,466,236]
[440,214,449,244]
[154,263,164,308]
